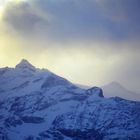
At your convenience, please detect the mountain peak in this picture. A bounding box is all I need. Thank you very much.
[104,81,126,91]
[109,81,122,87]
[15,59,35,70]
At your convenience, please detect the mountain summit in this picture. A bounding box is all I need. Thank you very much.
[0,60,140,140]
[15,59,35,70]
[102,81,140,101]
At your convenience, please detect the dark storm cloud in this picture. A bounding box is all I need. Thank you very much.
[3,1,48,37]
[98,0,140,39]
[2,0,140,42]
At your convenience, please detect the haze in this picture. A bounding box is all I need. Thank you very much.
[0,0,140,92]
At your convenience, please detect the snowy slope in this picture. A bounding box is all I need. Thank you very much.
[0,60,140,140]
[0,59,81,100]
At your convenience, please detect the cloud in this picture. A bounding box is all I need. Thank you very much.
[107,49,140,92]
[97,0,140,39]
[1,0,140,43]
[0,0,140,92]
[97,0,140,21]
[1,0,140,58]
[2,1,48,38]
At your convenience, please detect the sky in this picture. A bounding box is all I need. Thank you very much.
[0,0,140,92]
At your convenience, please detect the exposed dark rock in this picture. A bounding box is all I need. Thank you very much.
[59,129,103,140]
[21,116,45,124]
[87,87,104,97]
[4,117,23,127]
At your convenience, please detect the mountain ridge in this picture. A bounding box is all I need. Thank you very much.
[77,81,140,101]
[102,81,140,101]
[0,59,140,140]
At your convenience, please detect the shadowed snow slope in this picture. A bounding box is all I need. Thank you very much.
[0,60,140,140]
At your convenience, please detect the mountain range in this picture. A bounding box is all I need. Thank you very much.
[0,59,140,140]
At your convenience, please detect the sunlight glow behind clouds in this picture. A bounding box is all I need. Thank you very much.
[0,0,140,92]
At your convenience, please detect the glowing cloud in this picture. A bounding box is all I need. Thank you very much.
[0,0,140,92]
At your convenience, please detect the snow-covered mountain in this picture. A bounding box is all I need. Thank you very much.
[0,59,140,140]
[102,82,140,101]
[77,82,140,101]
